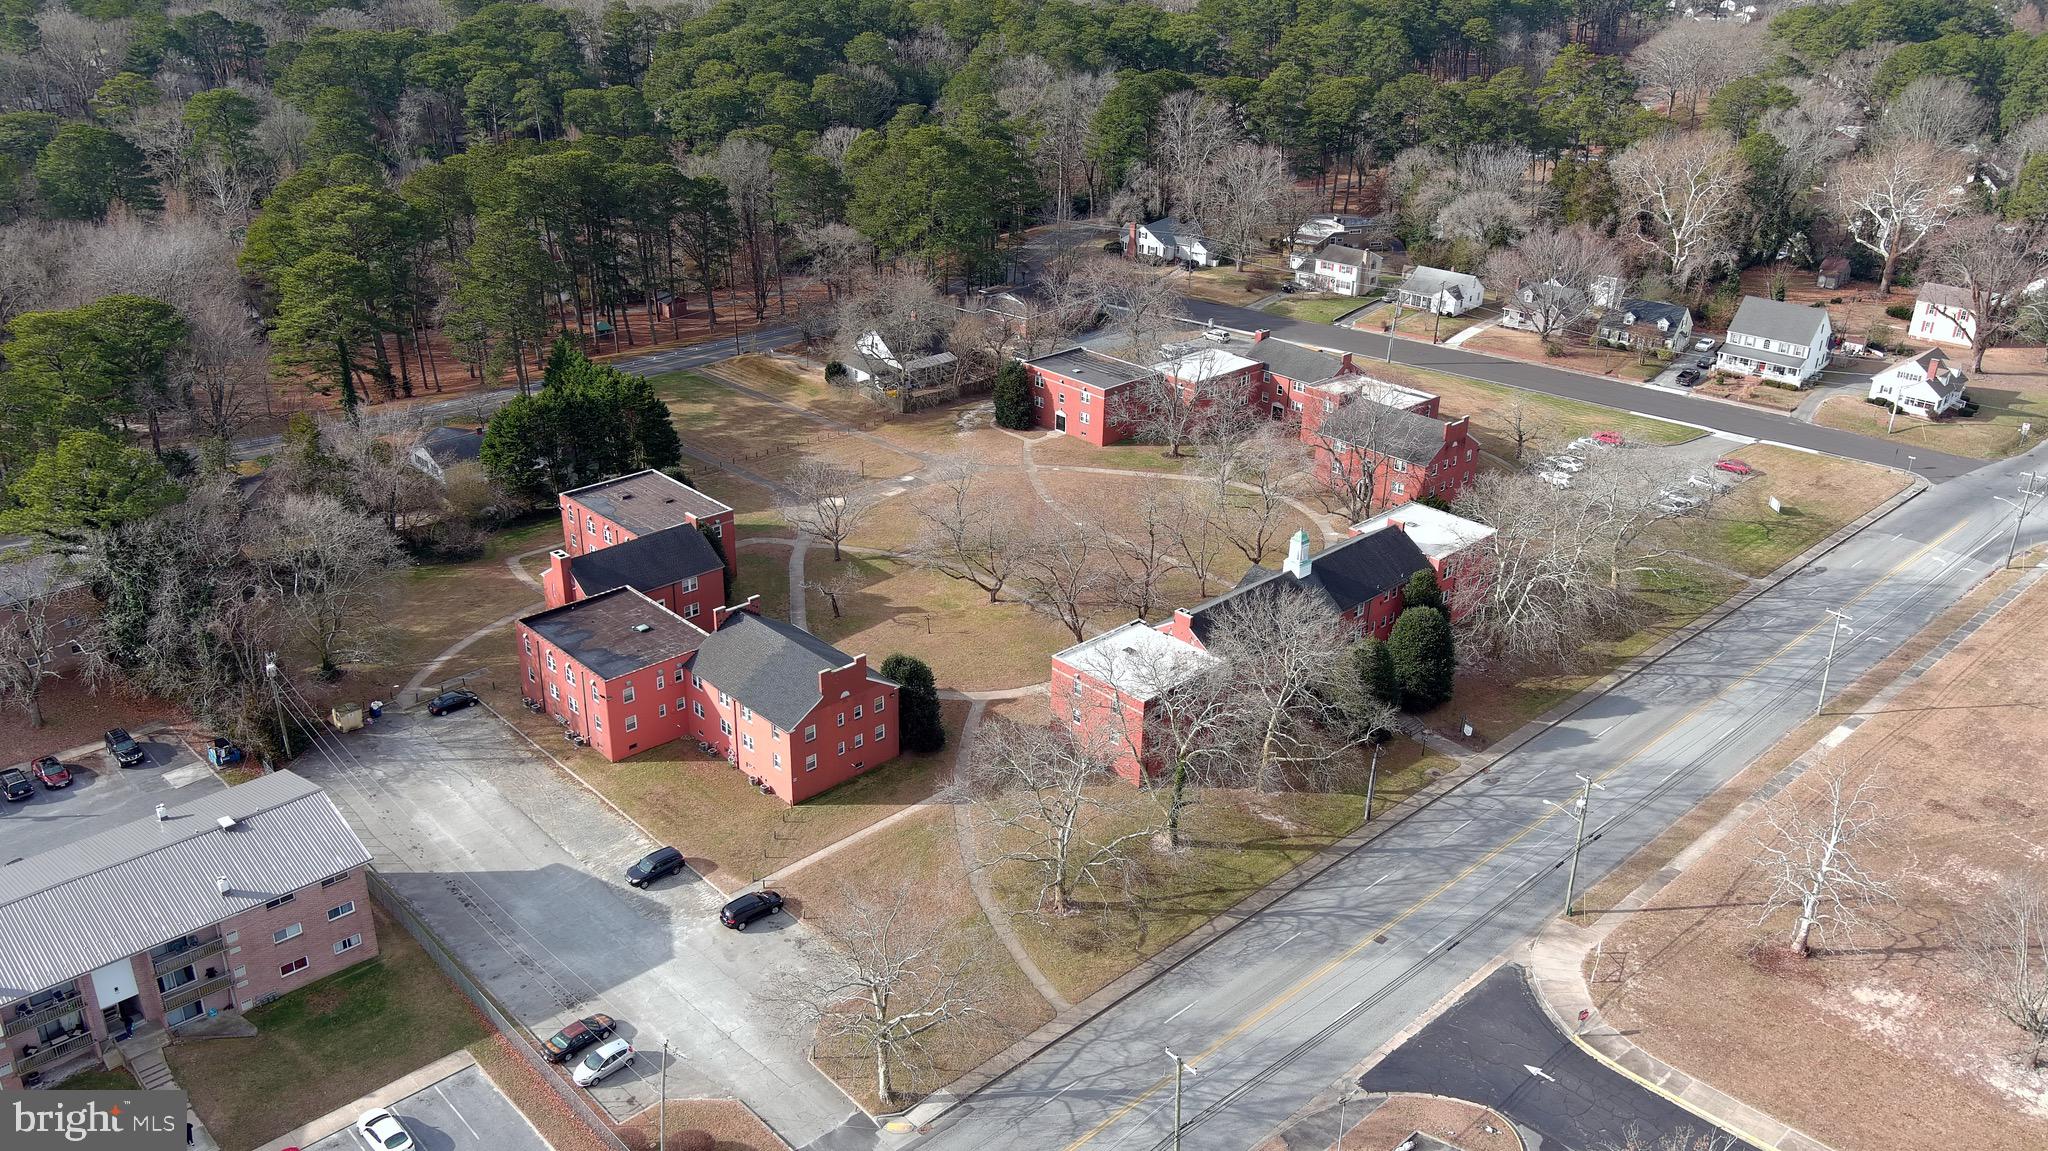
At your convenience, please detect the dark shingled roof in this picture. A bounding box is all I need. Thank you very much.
[690,611,891,730]
[1598,299,1690,334]
[521,587,707,680]
[569,524,724,598]
[1247,338,1344,385]
[420,425,483,465]
[1356,402,1458,465]
[563,470,731,537]
[1182,527,1432,644]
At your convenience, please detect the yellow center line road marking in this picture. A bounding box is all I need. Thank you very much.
[1060,520,1968,1151]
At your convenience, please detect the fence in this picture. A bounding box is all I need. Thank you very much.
[368,874,633,1151]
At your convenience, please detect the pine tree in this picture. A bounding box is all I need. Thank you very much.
[1403,567,1444,613]
[880,653,945,753]
[992,360,1034,429]
[1387,606,1456,711]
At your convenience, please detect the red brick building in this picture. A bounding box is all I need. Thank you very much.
[0,772,377,1088]
[1020,346,1149,444]
[557,469,738,575]
[517,588,900,803]
[544,470,735,621]
[1050,620,1220,784]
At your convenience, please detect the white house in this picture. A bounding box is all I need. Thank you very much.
[409,426,483,482]
[1868,346,1968,418]
[1130,218,1220,267]
[1715,296,1833,387]
[1498,281,1589,333]
[844,329,956,385]
[1394,266,1484,316]
[1595,298,1693,352]
[1295,245,1379,296]
[1909,283,1979,347]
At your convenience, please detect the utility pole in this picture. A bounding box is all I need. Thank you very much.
[1994,471,2043,569]
[1364,741,1382,822]
[1815,608,1853,716]
[1164,1048,1199,1151]
[1543,774,1603,916]
[658,1039,669,1151]
[264,653,292,757]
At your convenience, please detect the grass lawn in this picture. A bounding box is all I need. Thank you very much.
[810,557,1075,691]
[1462,328,1668,382]
[841,469,1041,555]
[168,904,490,1151]
[57,1066,139,1090]
[1352,362,1701,456]
[553,699,967,889]
[1694,375,1805,412]
[1264,294,1370,324]
[1029,435,1202,475]
[649,370,924,484]
[1175,265,1282,304]
[1356,301,1484,342]
[1661,444,1910,578]
[1813,393,2036,459]
[468,1034,617,1151]
[779,807,1055,1113]
[358,517,554,697]
[734,543,792,622]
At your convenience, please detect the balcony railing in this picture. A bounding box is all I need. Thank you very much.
[160,974,231,1016]
[3,988,83,1038]
[151,935,226,975]
[15,1030,97,1074]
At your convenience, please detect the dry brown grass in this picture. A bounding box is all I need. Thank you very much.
[1693,375,1805,412]
[618,1099,791,1151]
[652,371,925,484]
[1290,1094,1522,1151]
[1813,394,2032,460]
[1591,572,2048,1151]
[1462,327,1664,382]
[1655,444,1910,578]
[840,468,1041,555]
[808,558,1075,692]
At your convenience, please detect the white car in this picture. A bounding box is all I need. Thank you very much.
[1547,456,1586,473]
[1694,337,1718,352]
[1565,436,1598,453]
[574,1037,635,1087]
[1537,470,1573,488]
[356,1110,413,1151]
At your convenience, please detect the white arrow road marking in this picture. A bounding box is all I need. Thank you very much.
[1524,1064,1557,1082]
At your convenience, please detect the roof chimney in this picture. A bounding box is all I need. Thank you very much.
[1284,531,1312,579]
[156,803,168,822]
[215,877,229,896]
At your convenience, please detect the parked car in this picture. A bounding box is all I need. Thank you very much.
[720,891,786,930]
[1694,337,1718,352]
[541,1014,617,1063]
[573,1038,635,1087]
[1537,470,1572,488]
[206,738,243,766]
[1565,436,1597,453]
[355,1109,414,1151]
[30,757,72,789]
[426,689,480,716]
[1675,368,1702,386]
[626,846,687,888]
[1546,455,1585,473]
[104,729,146,768]
[1713,458,1754,476]
[1,768,33,802]
[1593,430,1625,446]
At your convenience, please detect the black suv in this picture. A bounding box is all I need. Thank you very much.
[719,891,785,930]
[626,847,686,888]
[104,729,147,768]
[1,768,33,802]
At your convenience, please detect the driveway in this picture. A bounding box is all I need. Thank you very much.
[292,708,852,1145]
[301,1064,551,1151]
[2,732,221,863]
[1360,965,1756,1150]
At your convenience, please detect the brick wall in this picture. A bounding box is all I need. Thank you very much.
[223,867,379,1009]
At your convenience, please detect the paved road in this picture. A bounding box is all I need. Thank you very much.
[901,445,2047,1151]
[1360,965,1754,1150]
[1173,298,1983,482]
[232,326,800,461]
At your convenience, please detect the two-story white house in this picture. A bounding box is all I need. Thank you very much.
[1715,296,1833,387]
[1130,218,1221,267]
[1868,346,1968,418]
[1294,245,1381,296]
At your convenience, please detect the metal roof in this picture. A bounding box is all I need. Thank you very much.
[1053,621,1218,703]
[561,470,732,536]
[1024,347,1147,392]
[0,771,372,1008]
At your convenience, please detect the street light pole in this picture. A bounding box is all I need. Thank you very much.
[1815,608,1853,716]
[1164,1048,1199,1151]
[264,653,292,757]
[659,1039,669,1151]
[1995,472,2044,569]
[1363,741,1382,822]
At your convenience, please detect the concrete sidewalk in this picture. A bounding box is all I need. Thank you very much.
[254,1050,478,1151]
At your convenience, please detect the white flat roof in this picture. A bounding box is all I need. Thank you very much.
[1352,504,1495,560]
[1151,348,1262,384]
[1318,373,1438,407]
[1054,621,1218,702]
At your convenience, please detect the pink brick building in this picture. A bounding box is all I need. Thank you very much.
[546,471,737,619]
[0,772,376,1088]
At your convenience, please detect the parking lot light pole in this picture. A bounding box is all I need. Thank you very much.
[659,1039,669,1151]
[1165,1048,1198,1151]
[1816,609,1853,716]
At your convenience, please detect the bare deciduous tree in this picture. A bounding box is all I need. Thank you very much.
[1502,395,1536,463]
[1831,141,1973,294]
[1921,215,2048,372]
[1752,762,1895,958]
[802,565,862,620]
[253,493,407,677]
[795,880,994,1105]
[1075,257,1185,361]
[1108,368,1218,459]
[1959,873,2048,1069]
[788,460,879,562]
[0,559,69,728]
[1485,224,1625,341]
[1015,526,1110,644]
[833,271,950,392]
[911,465,1025,603]
[1204,141,1302,269]
[1879,75,1989,149]
[956,717,1155,914]
[1154,90,1236,225]
[1205,588,1371,793]
[1106,642,1234,848]
[806,222,874,304]
[1209,429,1299,566]
[1613,131,1745,289]
[1309,398,1403,522]
[1159,487,1227,595]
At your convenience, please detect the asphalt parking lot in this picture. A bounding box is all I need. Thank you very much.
[293,707,848,1145]
[1361,965,1756,1150]
[301,1064,549,1151]
[1,730,222,863]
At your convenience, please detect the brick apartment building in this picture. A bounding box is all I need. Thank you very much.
[1020,332,1480,510]
[545,471,738,618]
[517,588,900,803]
[1054,507,1494,783]
[0,772,376,1089]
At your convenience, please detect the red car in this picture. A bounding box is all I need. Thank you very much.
[1713,458,1754,476]
[31,756,72,789]
[1593,430,1625,446]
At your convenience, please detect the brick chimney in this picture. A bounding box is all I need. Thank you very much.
[710,594,763,631]
[1284,530,1312,579]
[545,549,574,607]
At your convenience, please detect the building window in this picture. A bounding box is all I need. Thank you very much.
[1081,391,1091,404]
[265,893,295,910]
[569,697,579,714]
[280,957,308,977]
[741,705,753,722]
[875,696,885,712]
[836,712,845,727]
[1034,395,1043,408]
[1392,481,1405,495]
[805,754,818,772]
[1072,707,1082,724]
[693,700,704,718]
[334,934,362,955]
[741,732,754,751]
[837,741,846,755]
[854,734,864,748]
[719,691,730,706]
[566,667,577,687]
[547,652,557,673]
[625,714,639,732]
[772,752,781,769]
[327,901,355,922]
[805,725,816,742]
[522,635,531,654]
[602,526,613,544]
[681,575,698,593]
[684,603,700,618]
[658,704,668,718]
[853,704,863,720]
[691,673,702,688]
[528,667,537,683]
[593,715,602,730]
[585,515,595,533]
[875,724,886,740]
[549,684,560,701]
[720,718,732,735]
[622,684,636,703]
[655,671,665,690]
[322,872,349,887]
[1071,679,1081,696]
[1080,412,1090,424]
[273,923,303,944]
